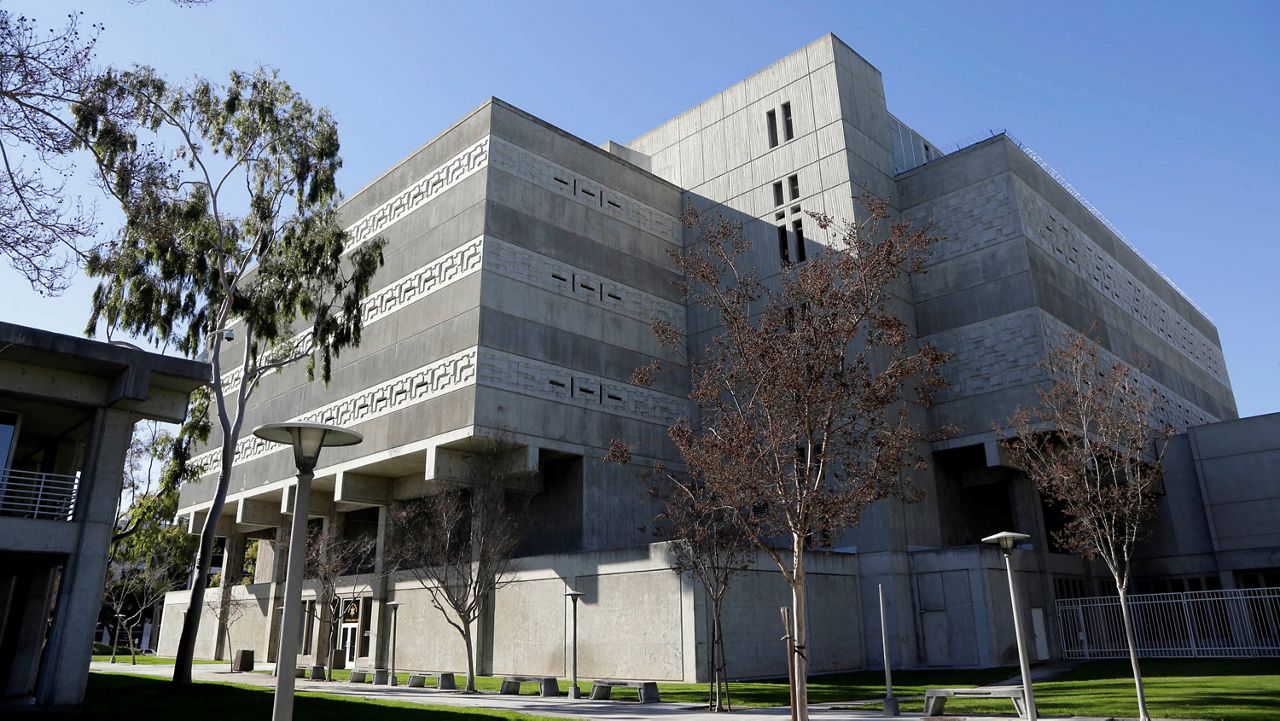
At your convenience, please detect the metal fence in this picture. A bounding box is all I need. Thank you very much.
[1057,588,1280,659]
[0,468,80,521]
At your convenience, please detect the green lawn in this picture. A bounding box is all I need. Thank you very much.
[58,673,562,721]
[91,655,224,665]
[101,658,1280,719]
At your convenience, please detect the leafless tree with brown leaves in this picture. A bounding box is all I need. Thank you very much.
[387,438,533,692]
[660,477,753,712]
[999,331,1173,721]
[303,525,377,680]
[611,194,949,719]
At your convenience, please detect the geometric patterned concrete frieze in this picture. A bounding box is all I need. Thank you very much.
[192,347,479,478]
[343,137,491,255]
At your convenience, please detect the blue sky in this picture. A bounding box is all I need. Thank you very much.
[4,0,1277,416]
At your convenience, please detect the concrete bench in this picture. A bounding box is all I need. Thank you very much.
[500,675,560,697]
[588,679,660,703]
[407,671,457,690]
[923,686,1026,717]
[349,669,371,684]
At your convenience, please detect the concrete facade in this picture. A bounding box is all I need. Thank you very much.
[160,34,1269,681]
[0,322,206,709]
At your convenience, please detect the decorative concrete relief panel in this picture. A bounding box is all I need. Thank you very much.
[193,347,479,477]
[343,137,490,255]
[1016,179,1228,384]
[488,136,680,245]
[1038,312,1217,430]
[905,175,1019,266]
[926,309,1045,403]
[221,237,485,393]
[483,236,685,330]
[476,348,687,427]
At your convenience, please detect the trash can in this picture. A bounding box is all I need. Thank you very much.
[232,649,254,672]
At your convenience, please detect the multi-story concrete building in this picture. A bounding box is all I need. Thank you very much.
[158,34,1268,678]
[0,323,206,709]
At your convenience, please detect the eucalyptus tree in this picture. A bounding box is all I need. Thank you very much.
[75,66,384,684]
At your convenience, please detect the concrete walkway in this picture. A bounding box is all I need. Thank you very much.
[87,661,1113,721]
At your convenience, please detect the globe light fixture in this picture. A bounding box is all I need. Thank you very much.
[982,531,1037,721]
[255,422,362,721]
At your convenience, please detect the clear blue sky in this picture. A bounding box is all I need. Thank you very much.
[4,0,1277,417]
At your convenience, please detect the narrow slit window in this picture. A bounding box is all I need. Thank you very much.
[773,181,784,207]
[766,109,779,148]
[781,102,794,141]
[793,219,806,262]
[777,225,790,264]
[775,211,786,221]
[789,174,800,200]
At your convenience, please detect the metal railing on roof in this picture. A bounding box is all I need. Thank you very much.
[0,468,80,521]
[933,129,1212,322]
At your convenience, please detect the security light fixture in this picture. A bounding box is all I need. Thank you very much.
[982,531,1030,553]
[254,422,362,721]
[982,530,1038,720]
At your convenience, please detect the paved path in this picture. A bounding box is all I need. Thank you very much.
[87,661,1109,721]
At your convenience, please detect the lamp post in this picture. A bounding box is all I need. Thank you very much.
[255,422,362,721]
[385,601,400,686]
[565,589,584,699]
[982,531,1037,721]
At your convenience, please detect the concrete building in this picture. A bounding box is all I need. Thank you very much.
[158,34,1272,679]
[0,322,206,709]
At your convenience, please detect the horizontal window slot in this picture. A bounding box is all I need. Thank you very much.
[606,200,622,209]
[554,176,570,186]
[551,273,568,282]
[606,292,622,301]
[606,393,623,402]
[579,282,596,292]
[581,189,596,198]
[549,380,566,388]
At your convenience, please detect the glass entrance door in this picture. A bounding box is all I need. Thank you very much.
[341,624,359,664]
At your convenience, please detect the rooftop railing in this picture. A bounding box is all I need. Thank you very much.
[0,468,80,521]
[932,129,1212,322]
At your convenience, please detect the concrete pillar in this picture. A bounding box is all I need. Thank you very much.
[214,532,246,660]
[372,506,391,668]
[2,565,58,697]
[35,407,136,707]
[262,524,289,663]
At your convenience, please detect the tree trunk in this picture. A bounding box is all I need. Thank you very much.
[1117,586,1151,721]
[711,604,723,711]
[791,536,810,721]
[173,460,234,684]
[128,624,137,665]
[462,627,476,692]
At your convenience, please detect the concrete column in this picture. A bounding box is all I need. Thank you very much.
[2,565,58,697]
[214,532,246,660]
[372,506,391,669]
[261,524,289,663]
[35,407,136,707]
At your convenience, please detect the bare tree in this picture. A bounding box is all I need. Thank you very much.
[999,331,1173,721]
[204,587,247,671]
[606,442,751,711]
[388,438,533,692]
[611,196,948,720]
[0,9,100,294]
[303,524,377,680]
